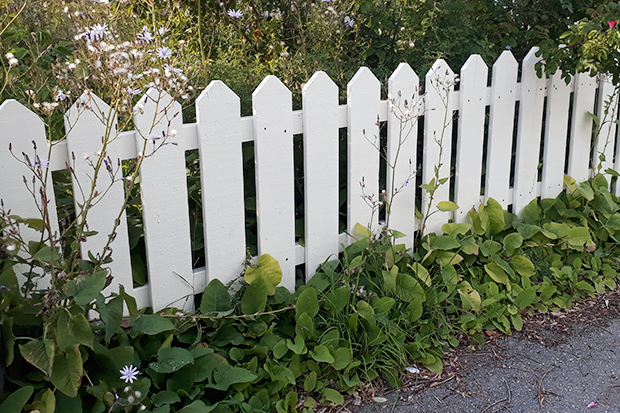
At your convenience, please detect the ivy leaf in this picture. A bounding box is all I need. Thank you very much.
[150,348,195,374]
[304,371,317,391]
[244,254,282,295]
[502,233,523,256]
[480,198,505,236]
[200,279,232,314]
[331,347,352,370]
[241,276,268,315]
[295,287,319,319]
[132,315,175,336]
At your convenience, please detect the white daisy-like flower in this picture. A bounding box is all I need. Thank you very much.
[119,365,139,383]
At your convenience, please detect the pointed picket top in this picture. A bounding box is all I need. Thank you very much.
[347,67,381,238]
[454,54,488,222]
[253,75,292,107]
[422,59,456,234]
[195,80,246,290]
[302,71,340,278]
[0,99,59,284]
[387,62,419,248]
[65,90,112,127]
[485,50,519,208]
[512,47,546,216]
[64,90,133,298]
[253,74,296,292]
[133,87,193,311]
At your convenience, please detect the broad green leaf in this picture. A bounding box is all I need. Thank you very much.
[40,389,55,413]
[321,388,344,405]
[437,201,459,211]
[435,251,463,267]
[241,277,268,314]
[150,348,195,374]
[273,339,288,359]
[200,279,232,314]
[97,294,123,344]
[467,208,484,235]
[428,235,461,250]
[511,255,535,277]
[19,339,54,376]
[460,236,479,255]
[484,263,510,287]
[331,347,352,370]
[311,345,335,363]
[50,346,83,397]
[395,274,425,303]
[287,335,307,355]
[324,286,350,314]
[67,313,94,349]
[372,297,395,314]
[177,400,216,413]
[515,288,538,310]
[356,300,375,319]
[304,371,317,391]
[244,254,282,295]
[408,263,431,287]
[296,312,315,339]
[458,281,481,312]
[382,266,398,294]
[566,227,592,248]
[441,265,460,295]
[132,315,175,336]
[543,222,570,238]
[296,287,319,319]
[153,391,181,407]
[33,246,61,263]
[521,199,542,224]
[63,271,107,306]
[511,314,523,331]
[502,233,523,256]
[405,299,423,322]
[354,223,372,239]
[480,198,505,235]
[0,386,34,413]
[441,223,471,237]
[514,223,541,239]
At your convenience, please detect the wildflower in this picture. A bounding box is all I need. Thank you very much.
[54,90,67,101]
[588,401,598,408]
[5,53,18,67]
[157,26,168,36]
[610,21,617,29]
[119,365,139,383]
[344,16,355,28]
[28,156,50,169]
[138,26,154,43]
[126,87,141,96]
[146,132,163,142]
[156,47,173,59]
[88,23,110,41]
[0,285,7,290]
[402,179,412,187]
[227,9,243,18]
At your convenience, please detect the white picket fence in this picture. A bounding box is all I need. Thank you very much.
[1,47,618,311]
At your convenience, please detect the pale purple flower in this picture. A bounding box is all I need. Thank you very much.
[54,90,67,101]
[402,179,412,187]
[157,26,168,36]
[138,26,154,43]
[28,156,49,169]
[344,16,354,28]
[146,132,163,142]
[227,9,244,18]
[588,401,598,408]
[156,47,173,59]
[119,365,139,384]
[126,87,141,96]
[88,23,110,41]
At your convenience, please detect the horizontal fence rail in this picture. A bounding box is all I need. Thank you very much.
[1,47,619,311]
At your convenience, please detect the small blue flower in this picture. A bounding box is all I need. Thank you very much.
[156,47,173,59]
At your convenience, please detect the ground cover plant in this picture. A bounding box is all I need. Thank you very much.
[2,0,620,412]
[2,172,620,412]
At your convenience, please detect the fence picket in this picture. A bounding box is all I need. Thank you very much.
[302,72,340,278]
[387,63,419,248]
[541,72,571,199]
[593,76,618,176]
[252,76,296,291]
[422,60,455,234]
[347,67,381,238]
[454,55,488,222]
[196,81,247,289]
[64,92,133,296]
[567,72,597,183]
[133,88,194,311]
[486,51,518,209]
[512,48,546,216]
[0,100,59,288]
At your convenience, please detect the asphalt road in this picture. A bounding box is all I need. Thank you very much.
[359,317,620,413]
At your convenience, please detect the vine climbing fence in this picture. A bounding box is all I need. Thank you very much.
[1,47,618,311]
